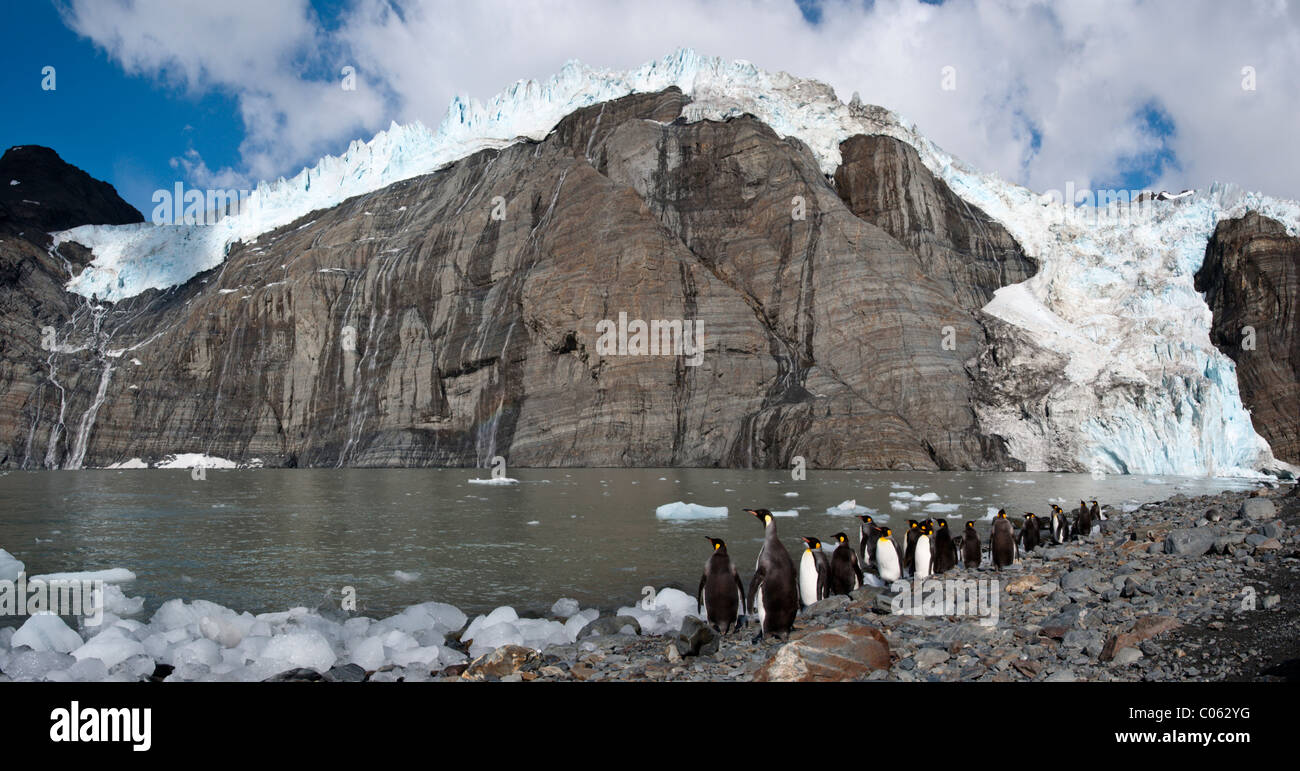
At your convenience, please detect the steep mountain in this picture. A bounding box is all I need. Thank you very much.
[0,51,1295,475]
[1197,213,1300,464]
[0,145,143,237]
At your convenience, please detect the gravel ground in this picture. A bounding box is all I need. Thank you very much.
[414,483,1298,682]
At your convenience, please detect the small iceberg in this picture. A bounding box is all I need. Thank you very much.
[468,477,519,485]
[655,502,728,520]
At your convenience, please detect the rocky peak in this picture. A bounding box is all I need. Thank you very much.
[0,145,143,238]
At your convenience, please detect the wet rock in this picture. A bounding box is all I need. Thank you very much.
[1101,616,1181,661]
[1112,647,1143,666]
[753,625,891,682]
[579,616,641,638]
[1165,528,1217,556]
[674,616,719,657]
[1238,498,1277,521]
[1061,569,1102,592]
[324,663,367,683]
[914,648,949,670]
[463,645,540,680]
[264,667,327,682]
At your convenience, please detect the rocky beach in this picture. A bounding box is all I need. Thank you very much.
[244,483,1298,683]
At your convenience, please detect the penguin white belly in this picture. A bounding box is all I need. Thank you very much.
[914,537,932,579]
[754,585,765,624]
[876,541,901,582]
[799,551,819,606]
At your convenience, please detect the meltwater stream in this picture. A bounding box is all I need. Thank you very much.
[0,468,1260,624]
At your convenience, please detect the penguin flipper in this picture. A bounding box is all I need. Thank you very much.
[732,566,746,616]
[697,573,706,610]
[747,567,765,616]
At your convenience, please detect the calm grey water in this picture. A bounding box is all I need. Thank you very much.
[0,468,1258,622]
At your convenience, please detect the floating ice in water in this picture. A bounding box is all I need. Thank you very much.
[783,492,799,497]
[827,500,869,515]
[889,492,914,499]
[467,477,519,485]
[29,568,136,584]
[655,502,727,520]
[392,570,421,583]
[526,520,540,526]
[770,509,799,517]
[890,500,911,511]
[891,483,915,489]
[105,458,149,469]
[0,548,23,582]
[551,598,581,619]
[913,492,940,502]
[1144,478,1165,485]
[924,503,961,513]
[1005,479,1037,484]
[12,615,84,654]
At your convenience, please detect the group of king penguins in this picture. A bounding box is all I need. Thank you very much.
[698,500,1107,641]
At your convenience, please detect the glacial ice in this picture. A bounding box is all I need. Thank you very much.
[12,614,84,654]
[655,501,728,520]
[550,597,581,618]
[0,548,23,581]
[48,49,1298,478]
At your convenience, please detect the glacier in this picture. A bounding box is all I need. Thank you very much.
[48,49,1300,477]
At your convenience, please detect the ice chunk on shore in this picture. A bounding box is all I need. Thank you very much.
[71,629,147,670]
[0,548,24,581]
[12,615,84,654]
[655,502,727,520]
[551,598,581,619]
[259,631,336,673]
[564,608,599,640]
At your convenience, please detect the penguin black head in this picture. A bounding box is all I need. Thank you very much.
[801,536,822,550]
[965,521,977,531]
[1050,504,1063,514]
[996,509,1007,519]
[1025,513,1037,522]
[745,508,773,525]
[908,520,919,529]
[936,519,948,528]
[856,514,874,524]
[880,528,893,540]
[706,537,727,551]
[833,532,849,544]
[1090,499,1099,506]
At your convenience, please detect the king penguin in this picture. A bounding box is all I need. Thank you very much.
[903,520,921,576]
[1091,499,1105,522]
[1075,500,1094,539]
[961,520,982,569]
[912,522,934,579]
[798,536,831,608]
[931,518,959,574]
[1019,513,1041,553]
[1049,504,1071,544]
[697,537,746,634]
[744,508,798,640]
[991,509,1017,570]
[856,514,879,573]
[875,527,903,583]
[828,532,864,595]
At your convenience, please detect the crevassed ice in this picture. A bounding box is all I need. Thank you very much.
[51,49,1300,476]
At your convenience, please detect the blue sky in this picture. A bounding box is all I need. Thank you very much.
[2,0,1296,215]
[0,2,245,213]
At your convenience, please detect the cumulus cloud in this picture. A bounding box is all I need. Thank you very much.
[62,0,1300,200]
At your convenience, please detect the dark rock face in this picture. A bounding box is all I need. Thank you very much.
[0,145,143,238]
[1197,212,1300,464]
[2,89,1038,470]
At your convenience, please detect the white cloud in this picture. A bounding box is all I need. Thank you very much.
[63,0,1300,201]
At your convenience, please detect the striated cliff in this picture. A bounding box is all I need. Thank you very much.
[1197,213,1300,465]
[0,89,1040,470]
